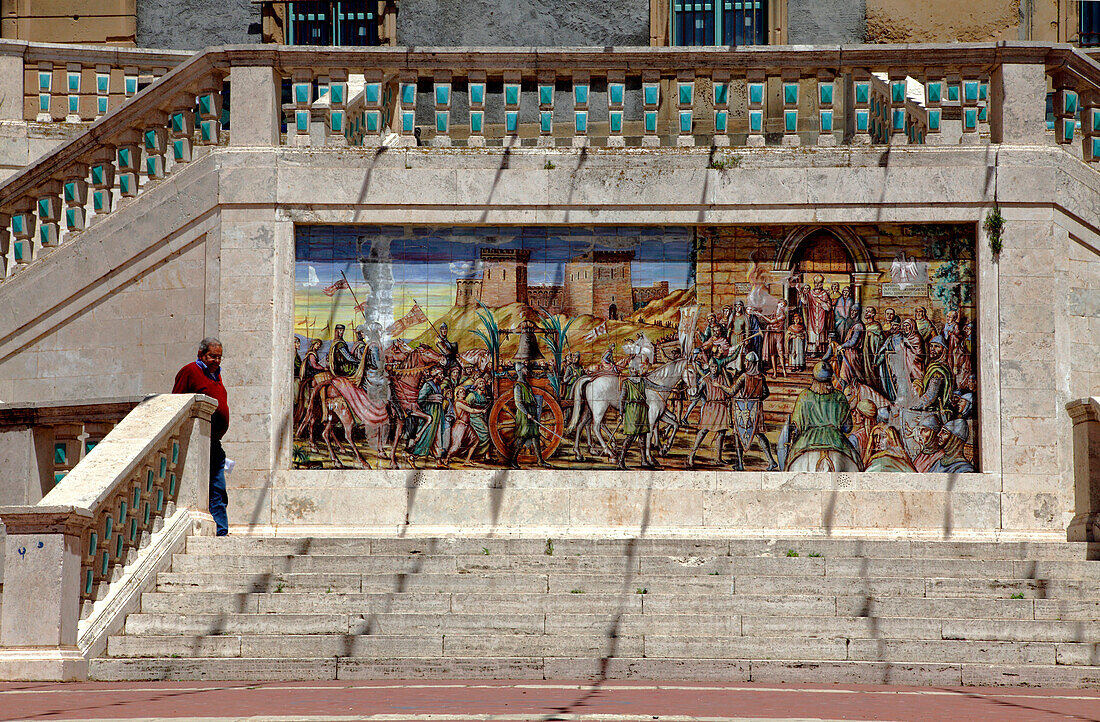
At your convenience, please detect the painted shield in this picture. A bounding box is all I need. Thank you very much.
[732,398,762,449]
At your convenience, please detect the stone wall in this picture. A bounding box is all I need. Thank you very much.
[137,0,258,50]
[0,145,1096,536]
[396,0,649,47]
[787,0,866,44]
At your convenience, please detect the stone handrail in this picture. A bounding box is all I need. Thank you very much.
[0,40,191,123]
[0,393,215,680]
[3,42,1100,279]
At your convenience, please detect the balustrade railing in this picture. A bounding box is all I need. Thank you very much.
[0,41,191,124]
[0,393,215,679]
[1,42,1100,283]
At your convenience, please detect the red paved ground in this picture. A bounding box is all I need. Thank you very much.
[2,681,1100,721]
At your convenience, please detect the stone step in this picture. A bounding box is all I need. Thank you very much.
[165,552,1100,581]
[88,656,1100,687]
[181,536,1097,561]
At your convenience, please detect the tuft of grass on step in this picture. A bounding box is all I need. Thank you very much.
[636,587,648,594]
[570,589,584,594]
[274,582,285,593]
[808,552,822,558]
[482,547,490,555]
[786,549,799,557]
[545,538,554,556]
[1010,592,1025,599]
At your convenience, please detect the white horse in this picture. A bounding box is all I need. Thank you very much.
[785,450,861,472]
[566,358,694,462]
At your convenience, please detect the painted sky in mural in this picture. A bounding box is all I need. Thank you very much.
[293,224,978,474]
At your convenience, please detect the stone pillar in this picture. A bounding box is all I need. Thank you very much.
[230,65,280,147]
[816,70,836,146]
[502,72,521,148]
[989,62,1047,145]
[0,510,90,680]
[642,71,660,147]
[1067,397,1100,542]
[0,53,23,120]
[176,408,215,536]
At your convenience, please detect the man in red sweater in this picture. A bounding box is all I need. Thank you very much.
[172,337,230,535]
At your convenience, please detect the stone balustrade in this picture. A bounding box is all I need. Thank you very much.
[0,42,1099,280]
[0,393,215,680]
[0,40,191,124]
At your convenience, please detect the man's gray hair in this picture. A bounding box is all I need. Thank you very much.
[198,337,223,355]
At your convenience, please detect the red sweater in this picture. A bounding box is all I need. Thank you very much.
[173,361,229,441]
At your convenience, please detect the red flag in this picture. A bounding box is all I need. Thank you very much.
[322,279,349,297]
[386,303,429,336]
[354,300,370,315]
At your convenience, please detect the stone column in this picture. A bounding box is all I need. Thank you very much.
[989,62,1047,145]
[0,509,91,680]
[176,403,215,537]
[229,65,281,147]
[0,53,23,120]
[1066,397,1100,542]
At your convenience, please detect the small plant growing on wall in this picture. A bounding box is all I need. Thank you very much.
[984,205,1005,258]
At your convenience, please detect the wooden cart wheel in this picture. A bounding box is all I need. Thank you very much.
[488,383,565,463]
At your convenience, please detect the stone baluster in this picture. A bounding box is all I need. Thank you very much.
[960,68,981,144]
[432,71,451,147]
[396,72,416,145]
[116,132,142,198]
[606,71,625,148]
[327,69,348,146]
[0,212,8,278]
[169,105,196,164]
[10,201,36,267]
[642,71,660,147]
[62,165,88,234]
[850,70,871,144]
[123,66,138,99]
[1082,90,1100,163]
[888,69,908,145]
[65,63,82,122]
[923,69,944,145]
[572,71,589,148]
[291,70,313,147]
[675,71,695,147]
[978,74,991,137]
[196,85,222,146]
[95,64,110,118]
[36,182,62,248]
[467,71,486,148]
[502,72,520,147]
[142,113,169,179]
[89,150,115,217]
[816,70,835,146]
[781,69,800,146]
[537,71,554,147]
[1053,74,1079,146]
[37,62,53,122]
[746,69,765,147]
[712,70,730,147]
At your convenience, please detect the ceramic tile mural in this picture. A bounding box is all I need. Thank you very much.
[293,224,977,472]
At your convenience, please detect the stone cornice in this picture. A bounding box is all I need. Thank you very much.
[1067,397,1100,425]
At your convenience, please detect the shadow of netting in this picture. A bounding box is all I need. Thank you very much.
[488,468,509,533]
[478,147,512,223]
[347,538,438,658]
[932,687,1100,722]
[851,538,893,686]
[540,486,652,722]
[400,469,423,536]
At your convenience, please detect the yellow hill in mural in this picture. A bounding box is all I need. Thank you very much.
[412,288,696,365]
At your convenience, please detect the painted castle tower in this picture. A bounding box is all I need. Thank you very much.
[455,247,668,321]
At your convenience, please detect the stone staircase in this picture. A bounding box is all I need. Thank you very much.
[90,535,1100,686]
